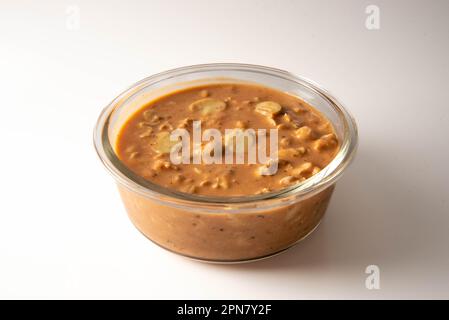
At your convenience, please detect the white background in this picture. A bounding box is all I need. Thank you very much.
[1,0,448,299]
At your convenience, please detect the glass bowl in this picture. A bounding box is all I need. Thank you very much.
[93,63,358,263]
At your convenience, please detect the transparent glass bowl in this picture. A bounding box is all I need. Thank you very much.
[94,63,358,263]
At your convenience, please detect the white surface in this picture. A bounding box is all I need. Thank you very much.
[1,0,448,299]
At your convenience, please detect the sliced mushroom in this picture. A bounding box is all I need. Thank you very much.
[153,131,179,154]
[255,101,282,117]
[188,98,226,115]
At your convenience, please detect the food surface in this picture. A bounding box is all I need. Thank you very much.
[116,83,339,196]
